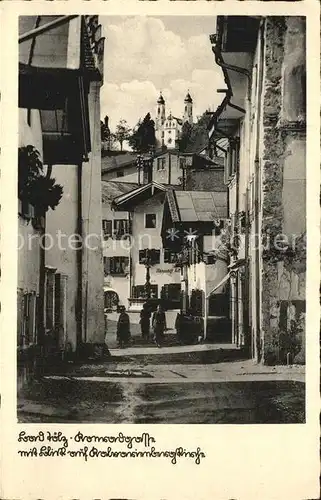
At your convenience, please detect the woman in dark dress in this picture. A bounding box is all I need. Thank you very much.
[140,303,151,341]
[152,304,167,347]
[116,306,131,348]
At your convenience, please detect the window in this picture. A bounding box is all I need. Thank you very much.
[145,213,156,228]
[139,248,160,265]
[161,131,164,138]
[104,256,129,276]
[113,219,130,239]
[164,249,179,264]
[45,270,56,331]
[179,157,186,169]
[224,138,240,183]
[132,285,158,299]
[102,219,112,239]
[19,291,37,346]
[116,170,124,178]
[157,158,166,171]
[161,283,181,302]
[103,219,130,239]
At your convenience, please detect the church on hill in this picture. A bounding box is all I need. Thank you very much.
[155,91,193,150]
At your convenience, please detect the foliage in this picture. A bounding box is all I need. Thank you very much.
[264,321,303,366]
[18,145,63,214]
[128,113,156,153]
[178,111,212,153]
[114,119,132,151]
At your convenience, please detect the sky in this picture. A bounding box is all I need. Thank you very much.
[100,16,225,131]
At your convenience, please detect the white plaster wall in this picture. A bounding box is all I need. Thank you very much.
[131,194,181,295]
[18,109,43,294]
[45,165,78,349]
[81,81,105,344]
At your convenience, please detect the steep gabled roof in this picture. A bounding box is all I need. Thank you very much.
[101,180,139,204]
[165,189,228,223]
[112,181,169,211]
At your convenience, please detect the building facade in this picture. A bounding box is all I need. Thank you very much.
[208,16,306,363]
[111,183,182,317]
[18,15,106,385]
[155,91,193,149]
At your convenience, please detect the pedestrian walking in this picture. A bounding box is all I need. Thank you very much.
[175,311,183,344]
[116,306,131,348]
[152,304,166,347]
[140,303,151,341]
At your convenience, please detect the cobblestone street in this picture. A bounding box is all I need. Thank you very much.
[18,347,305,424]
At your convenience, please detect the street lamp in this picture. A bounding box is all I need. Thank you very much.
[141,249,152,299]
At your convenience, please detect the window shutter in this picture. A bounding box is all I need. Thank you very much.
[55,273,61,332]
[29,292,37,344]
[45,271,55,331]
[17,289,24,347]
[103,256,111,276]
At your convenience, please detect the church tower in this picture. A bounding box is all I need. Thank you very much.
[155,91,166,147]
[183,91,193,124]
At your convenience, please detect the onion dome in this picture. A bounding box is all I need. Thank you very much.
[184,91,193,103]
[157,92,165,104]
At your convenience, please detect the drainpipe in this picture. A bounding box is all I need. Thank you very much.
[76,162,83,352]
[211,42,251,99]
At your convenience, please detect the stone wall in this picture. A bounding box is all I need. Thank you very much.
[261,17,306,365]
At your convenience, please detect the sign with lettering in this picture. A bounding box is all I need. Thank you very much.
[155,268,179,274]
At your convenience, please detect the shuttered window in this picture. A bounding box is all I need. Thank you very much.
[104,256,129,276]
[132,285,158,299]
[224,138,240,183]
[17,290,37,347]
[45,270,55,331]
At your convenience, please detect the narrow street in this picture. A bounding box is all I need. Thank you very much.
[18,323,305,424]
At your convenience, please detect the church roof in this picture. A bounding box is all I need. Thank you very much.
[157,92,165,104]
[184,92,193,103]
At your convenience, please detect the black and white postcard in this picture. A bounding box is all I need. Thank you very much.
[0,1,319,499]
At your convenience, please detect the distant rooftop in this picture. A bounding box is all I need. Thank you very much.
[101,180,139,203]
[173,190,227,221]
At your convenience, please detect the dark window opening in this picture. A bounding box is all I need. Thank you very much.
[139,248,160,265]
[145,213,156,228]
[113,219,130,239]
[104,256,129,276]
[164,249,179,264]
[102,219,112,239]
[157,158,166,171]
[132,284,158,299]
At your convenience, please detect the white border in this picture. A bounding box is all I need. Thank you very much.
[0,2,320,500]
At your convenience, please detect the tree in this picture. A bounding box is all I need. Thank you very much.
[178,111,212,153]
[114,119,132,151]
[128,113,156,153]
